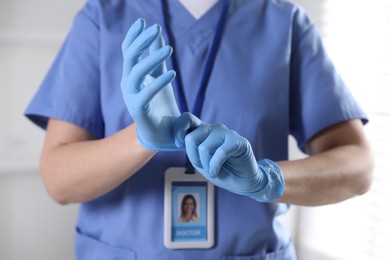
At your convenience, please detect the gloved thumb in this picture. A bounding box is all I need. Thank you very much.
[173,112,203,148]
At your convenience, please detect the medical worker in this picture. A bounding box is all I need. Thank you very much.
[25,0,374,259]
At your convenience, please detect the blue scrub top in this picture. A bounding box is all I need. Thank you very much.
[25,0,367,259]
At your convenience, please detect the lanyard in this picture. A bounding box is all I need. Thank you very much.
[160,0,231,117]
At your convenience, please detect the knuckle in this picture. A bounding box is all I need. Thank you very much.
[124,47,135,62]
[185,134,197,147]
[215,123,226,129]
[198,143,210,154]
[182,112,192,120]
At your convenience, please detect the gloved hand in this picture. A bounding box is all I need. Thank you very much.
[121,18,180,150]
[174,112,284,202]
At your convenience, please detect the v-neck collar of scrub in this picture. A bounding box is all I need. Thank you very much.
[165,0,226,38]
[178,0,219,20]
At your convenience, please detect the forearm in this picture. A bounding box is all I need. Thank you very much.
[277,143,374,206]
[41,123,156,204]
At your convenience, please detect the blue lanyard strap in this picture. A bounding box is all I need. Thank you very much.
[161,0,231,117]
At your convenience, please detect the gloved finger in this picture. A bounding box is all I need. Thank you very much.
[185,124,212,169]
[122,19,146,75]
[209,132,242,178]
[173,112,203,148]
[149,35,168,77]
[136,70,176,105]
[123,24,161,76]
[198,126,227,176]
[127,45,172,90]
[121,18,145,55]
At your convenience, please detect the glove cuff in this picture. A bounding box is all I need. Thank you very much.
[249,159,285,202]
[136,128,182,151]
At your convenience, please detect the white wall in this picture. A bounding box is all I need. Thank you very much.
[0,1,85,260]
[0,172,79,260]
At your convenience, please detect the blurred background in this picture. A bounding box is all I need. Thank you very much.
[0,0,389,259]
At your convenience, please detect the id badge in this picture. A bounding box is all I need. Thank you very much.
[164,167,215,249]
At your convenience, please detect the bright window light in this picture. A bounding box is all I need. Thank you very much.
[293,0,390,259]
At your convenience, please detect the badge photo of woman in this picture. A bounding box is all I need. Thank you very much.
[179,194,199,223]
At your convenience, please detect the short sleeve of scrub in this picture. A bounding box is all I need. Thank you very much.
[24,3,104,139]
[289,7,368,151]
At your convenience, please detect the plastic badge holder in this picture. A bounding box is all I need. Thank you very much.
[164,167,215,249]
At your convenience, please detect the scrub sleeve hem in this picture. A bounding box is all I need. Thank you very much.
[299,111,368,152]
[24,103,104,139]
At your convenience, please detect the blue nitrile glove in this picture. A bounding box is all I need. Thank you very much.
[121,18,180,150]
[174,112,284,202]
